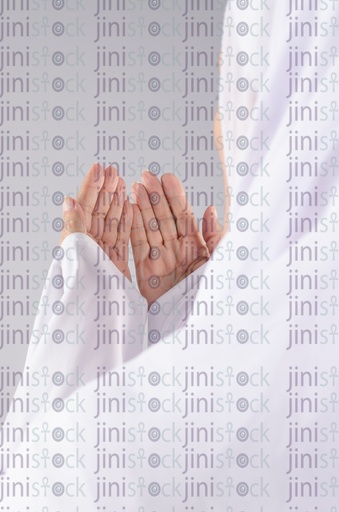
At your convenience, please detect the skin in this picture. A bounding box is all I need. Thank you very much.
[60,96,227,306]
[130,170,222,305]
[60,163,133,281]
[60,164,223,307]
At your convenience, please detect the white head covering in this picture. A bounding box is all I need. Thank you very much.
[3,3,339,510]
[218,0,338,256]
[86,4,339,509]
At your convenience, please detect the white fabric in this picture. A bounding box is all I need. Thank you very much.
[3,1,339,510]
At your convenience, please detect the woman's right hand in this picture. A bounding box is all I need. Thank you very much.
[130,170,224,307]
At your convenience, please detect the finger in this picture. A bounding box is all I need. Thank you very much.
[77,163,105,231]
[59,197,86,245]
[141,170,178,242]
[113,198,132,264]
[131,203,150,267]
[202,205,224,253]
[90,165,119,239]
[108,198,132,280]
[101,177,126,247]
[131,182,163,247]
[160,173,201,238]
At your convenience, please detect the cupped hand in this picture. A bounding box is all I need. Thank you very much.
[59,163,133,281]
[131,170,223,306]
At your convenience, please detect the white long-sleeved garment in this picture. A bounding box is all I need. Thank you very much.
[3,1,339,510]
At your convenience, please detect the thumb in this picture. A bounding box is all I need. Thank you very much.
[59,196,87,245]
[202,205,225,254]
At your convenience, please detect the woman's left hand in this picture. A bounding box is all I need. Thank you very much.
[59,163,133,281]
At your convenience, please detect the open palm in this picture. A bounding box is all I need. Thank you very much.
[60,163,132,281]
[131,171,220,306]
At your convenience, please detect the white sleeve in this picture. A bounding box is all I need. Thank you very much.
[14,232,149,398]
[2,232,149,507]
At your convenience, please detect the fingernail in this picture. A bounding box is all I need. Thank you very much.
[142,168,156,179]
[63,196,75,212]
[212,205,217,216]
[108,172,119,190]
[105,165,117,178]
[93,162,103,182]
[131,183,137,200]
